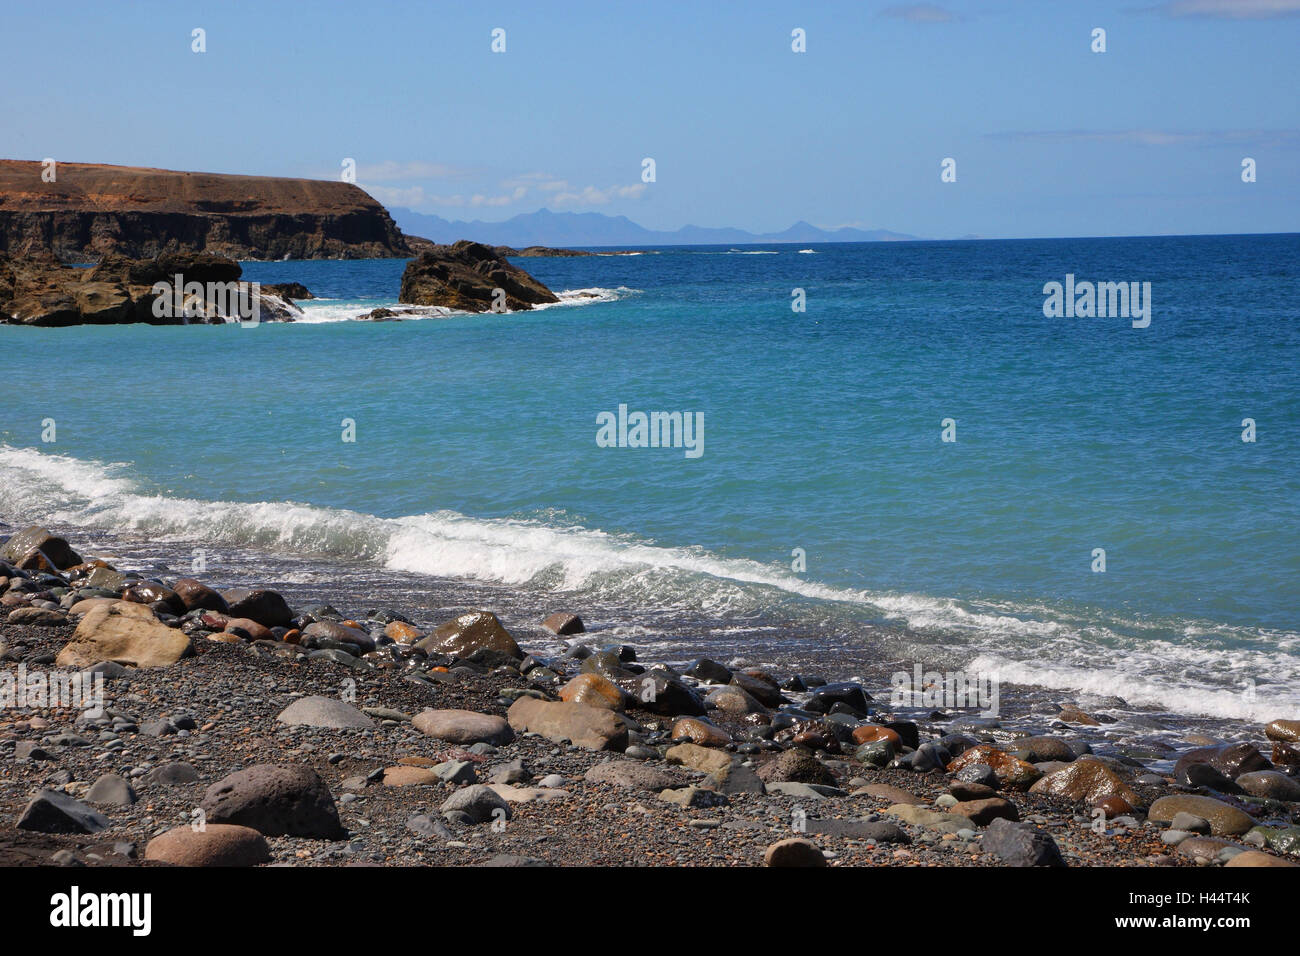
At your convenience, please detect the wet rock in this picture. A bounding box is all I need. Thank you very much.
[0,526,82,570]
[416,610,522,660]
[1010,736,1076,763]
[685,658,733,684]
[947,745,1041,789]
[705,684,766,715]
[558,673,626,711]
[222,589,294,628]
[616,669,705,717]
[1235,770,1300,801]
[1148,795,1255,836]
[851,724,902,748]
[1029,757,1142,808]
[805,681,871,716]
[1174,743,1271,782]
[541,612,584,635]
[1265,719,1300,743]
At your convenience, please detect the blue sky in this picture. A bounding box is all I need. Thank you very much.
[2,0,1297,238]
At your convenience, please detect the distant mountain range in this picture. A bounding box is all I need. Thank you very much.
[389,207,917,248]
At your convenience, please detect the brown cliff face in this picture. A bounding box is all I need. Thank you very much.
[0,160,411,261]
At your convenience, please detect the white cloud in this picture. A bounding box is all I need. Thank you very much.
[361,166,648,211]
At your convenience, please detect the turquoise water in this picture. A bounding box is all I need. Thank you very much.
[2,235,1297,720]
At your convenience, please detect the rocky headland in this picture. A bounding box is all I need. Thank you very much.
[2,523,1299,868]
[0,160,411,261]
[398,240,561,313]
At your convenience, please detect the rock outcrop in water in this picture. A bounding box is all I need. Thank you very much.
[398,240,560,313]
[0,160,410,261]
[0,250,306,326]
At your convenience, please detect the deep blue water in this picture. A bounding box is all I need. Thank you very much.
[2,235,1297,720]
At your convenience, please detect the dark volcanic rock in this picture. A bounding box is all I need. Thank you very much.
[17,790,109,834]
[981,818,1067,866]
[222,589,295,629]
[398,240,560,313]
[200,764,344,839]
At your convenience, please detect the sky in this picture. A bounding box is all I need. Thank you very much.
[1,0,1298,239]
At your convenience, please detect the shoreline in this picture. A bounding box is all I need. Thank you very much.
[2,521,1297,867]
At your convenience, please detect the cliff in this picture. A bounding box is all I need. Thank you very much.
[0,160,411,261]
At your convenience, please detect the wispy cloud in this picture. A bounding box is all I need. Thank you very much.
[880,3,958,23]
[1153,0,1300,18]
[360,167,648,211]
[988,128,1300,147]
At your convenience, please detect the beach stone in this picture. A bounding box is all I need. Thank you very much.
[947,745,1041,789]
[16,790,108,834]
[222,588,294,628]
[1235,770,1300,801]
[757,749,837,786]
[671,717,731,747]
[1225,850,1298,867]
[1148,795,1255,836]
[1,526,81,570]
[766,781,846,799]
[1265,719,1300,743]
[433,760,477,785]
[666,743,734,774]
[382,766,440,787]
[413,709,514,745]
[85,773,137,806]
[303,620,375,652]
[805,681,871,716]
[200,764,343,839]
[1177,762,1242,793]
[417,610,522,660]
[121,581,184,615]
[955,763,999,788]
[685,658,732,684]
[616,670,705,716]
[951,797,1019,826]
[507,697,628,751]
[808,818,911,842]
[145,824,270,867]
[440,785,511,825]
[851,724,902,748]
[854,739,895,768]
[488,783,567,803]
[7,606,66,626]
[55,603,193,669]
[1272,742,1300,767]
[1248,825,1300,855]
[1029,757,1142,807]
[731,672,786,709]
[277,695,375,730]
[1170,811,1212,834]
[705,684,766,715]
[704,764,767,795]
[584,760,687,792]
[224,617,274,641]
[764,838,827,867]
[1176,836,1239,864]
[1010,736,1076,763]
[885,805,970,831]
[541,612,584,635]
[558,673,626,711]
[981,818,1066,866]
[171,578,228,613]
[385,620,421,642]
[1174,743,1270,782]
[1057,706,1100,726]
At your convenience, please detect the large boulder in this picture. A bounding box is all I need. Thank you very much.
[1174,743,1270,782]
[16,790,109,834]
[398,241,560,313]
[416,610,522,660]
[55,602,193,668]
[506,697,628,751]
[200,764,343,839]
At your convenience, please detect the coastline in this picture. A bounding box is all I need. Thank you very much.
[2,519,1297,868]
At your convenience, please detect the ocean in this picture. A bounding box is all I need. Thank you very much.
[2,235,1297,728]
